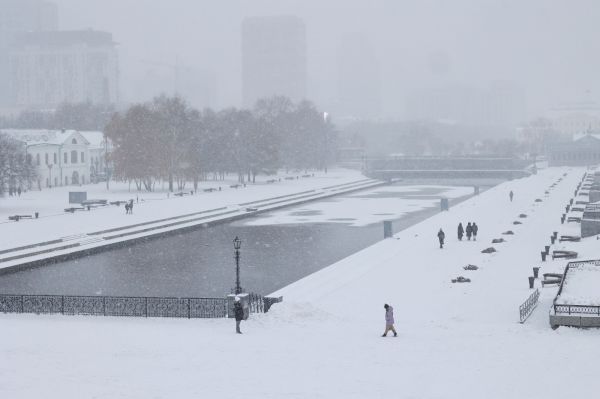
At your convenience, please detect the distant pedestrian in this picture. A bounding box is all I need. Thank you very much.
[509,190,514,202]
[382,304,397,337]
[457,223,464,241]
[466,222,473,240]
[136,195,139,203]
[472,223,478,241]
[234,296,244,334]
[124,203,130,214]
[128,200,134,214]
[437,228,445,248]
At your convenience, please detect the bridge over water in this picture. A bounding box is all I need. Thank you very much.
[365,156,532,181]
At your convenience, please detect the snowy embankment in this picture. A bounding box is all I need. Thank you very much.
[0,169,383,270]
[2,167,600,399]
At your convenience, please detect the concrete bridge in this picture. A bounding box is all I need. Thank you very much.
[365,156,532,181]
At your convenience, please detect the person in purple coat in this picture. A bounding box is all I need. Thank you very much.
[382,304,397,337]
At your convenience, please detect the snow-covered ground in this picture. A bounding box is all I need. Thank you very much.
[0,169,365,251]
[2,167,600,399]
[244,185,473,227]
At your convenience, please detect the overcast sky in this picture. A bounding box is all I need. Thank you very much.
[54,0,600,118]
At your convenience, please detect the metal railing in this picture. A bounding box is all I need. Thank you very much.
[0,294,228,318]
[0,293,283,319]
[519,289,540,323]
[247,293,282,313]
[554,304,600,316]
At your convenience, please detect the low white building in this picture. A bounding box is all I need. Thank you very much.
[0,129,109,189]
[547,100,600,136]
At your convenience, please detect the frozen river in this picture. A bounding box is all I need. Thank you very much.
[0,184,475,297]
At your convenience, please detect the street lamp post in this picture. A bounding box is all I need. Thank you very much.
[233,236,242,294]
[104,133,110,190]
[47,164,53,188]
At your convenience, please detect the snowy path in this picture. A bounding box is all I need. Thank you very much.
[1,167,599,399]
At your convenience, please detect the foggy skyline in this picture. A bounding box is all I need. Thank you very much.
[51,0,600,120]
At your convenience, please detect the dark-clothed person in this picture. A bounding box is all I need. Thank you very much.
[437,228,445,248]
[457,223,464,241]
[234,297,244,334]
[466,222,473,240]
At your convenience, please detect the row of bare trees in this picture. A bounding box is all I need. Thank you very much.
[0,133,37,196]
[104,96,336,191]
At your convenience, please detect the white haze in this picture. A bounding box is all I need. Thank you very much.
[53,0,599,119]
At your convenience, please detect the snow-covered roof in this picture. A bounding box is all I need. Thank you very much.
[573,132,600,141]
[0,129,95,147]
[79,131,105,148]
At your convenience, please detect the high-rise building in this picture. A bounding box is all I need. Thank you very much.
[405,82,526,135]
[336,33,381,119]
[241,15,306,108]
[0,0,58,107]
[8,30,119,108]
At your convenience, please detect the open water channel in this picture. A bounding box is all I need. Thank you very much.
[0,184,477,297]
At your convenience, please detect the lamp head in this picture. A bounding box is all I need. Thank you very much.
[233,236,241,250]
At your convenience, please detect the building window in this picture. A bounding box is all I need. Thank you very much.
[71,150,77,164]
[72,139,77,144]
[64,152,68,164]
[81,152,85,163]
[27,154,32,164]
[65,176,69,185]
[45,153,48,165]
[36,153,40,166]
[53,153,57,164]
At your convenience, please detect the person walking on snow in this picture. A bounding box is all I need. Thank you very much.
[382,304,397,337]
[472,222,478,241]
[466,222,473,240]
[234,296,244,334]
[437,228,445,248]
[509,190,514,202]
[457,223,464,241]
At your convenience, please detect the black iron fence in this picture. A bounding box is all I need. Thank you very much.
[519,289,540,323]
[0,293,282,319]
[248,293,282,313]
[554,304,600,316]
[0,294,228,318]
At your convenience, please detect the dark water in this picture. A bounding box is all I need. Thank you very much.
[0,186,474,297]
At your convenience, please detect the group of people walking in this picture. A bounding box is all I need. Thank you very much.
[436,222,480,248]
[457,222,478,241]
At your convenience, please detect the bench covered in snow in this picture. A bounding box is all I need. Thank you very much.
[552,250,578,260]
[559,235,581,242]
[64,207,85,213]
[8,214,32,221]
